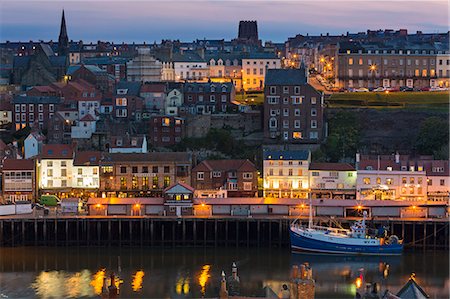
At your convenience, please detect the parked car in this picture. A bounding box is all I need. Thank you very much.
[386,87,400,92]
[420,87,431,91]
[354,88,369,92]
[430,87,448,91]
[373,87,386,92]
[400,86,414,92]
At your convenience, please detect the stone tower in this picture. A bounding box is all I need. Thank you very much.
[58,10,69,56]
[238,20,259,41]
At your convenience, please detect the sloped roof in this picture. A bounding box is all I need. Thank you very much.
[183,82,234,93]
[309,162,355,171]
[73,151,102,166]
[31,85,58,93]
[80,114,96,122]
[109,135,145,148]
[41,144,73,159]
[13,56,31,68]
[3,159,34,171]
[164,182,195,193]
[172,51,205,62]
[140,83,166,93]
[13,95,61,104]
[263,150,310,161]
[265,69,307,85]
[40,43,55,57]
[396,276,429,299]
[48,55,67,67]
[193,159,256,172]
[101,152,191,163]
[115,81,141,96]
[67,64,106,76]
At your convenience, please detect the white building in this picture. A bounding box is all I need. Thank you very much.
[423,160,449,202]
[263,150,310,199]
[165,88,183,115]
[71,114,96,139]
[72,151,101,191]
[309,163,357,200]
[173,52,209,81]
[24,131,45,159]
[0,110,12,125]
[78,99,100,119]
[109,135,148,154]
[161,61,175,81]
[242,54,281,91]
[127,47,162,83]
[357,153,450,202]
[38,144,74,196]
[356,169,427,201]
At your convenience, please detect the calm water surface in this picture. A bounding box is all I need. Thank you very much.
[0,247,448,298]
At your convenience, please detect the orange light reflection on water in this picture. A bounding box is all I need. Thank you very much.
[198,265,211,295]
[132,270,145,292]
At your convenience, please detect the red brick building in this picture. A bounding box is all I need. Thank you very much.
[182,82,237,114]
[99,152,192,197]
[113,81,144,121]
[263,67,325,143]
[12,95,62,131]
[192,159,258,197]
[67,64,115,96]
[149,116,185,147]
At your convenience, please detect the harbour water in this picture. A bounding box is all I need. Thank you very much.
[0,247,448,298]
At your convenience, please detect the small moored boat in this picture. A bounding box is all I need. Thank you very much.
[290,196,403,255]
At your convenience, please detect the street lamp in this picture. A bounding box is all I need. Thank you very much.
[369,64,377,88]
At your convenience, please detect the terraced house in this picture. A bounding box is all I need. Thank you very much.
[99,152,192,198]
[182,82,236,114]
[263,66,325,143]
[336,40,450,89]
[192,159,258,197]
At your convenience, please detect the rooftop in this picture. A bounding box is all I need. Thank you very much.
[3,159,34,171]
[265,68,307,85]
[263,150,310,161]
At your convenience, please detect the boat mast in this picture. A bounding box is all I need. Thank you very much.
[308,188,313,228]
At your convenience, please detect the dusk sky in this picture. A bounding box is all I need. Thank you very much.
[0,1,448,43]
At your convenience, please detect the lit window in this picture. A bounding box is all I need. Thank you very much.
[293,132,302,139]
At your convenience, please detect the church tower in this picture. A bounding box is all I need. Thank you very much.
[57,10,69,56]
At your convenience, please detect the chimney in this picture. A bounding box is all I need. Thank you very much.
[395,152,400,164]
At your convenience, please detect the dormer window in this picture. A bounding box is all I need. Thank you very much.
[131,139,137,146]
[117,89,128,95]
[116,138,123,146]
[210,85,216,92]
[221,85,227,92]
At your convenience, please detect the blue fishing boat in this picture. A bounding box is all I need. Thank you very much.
[290,196,403,255]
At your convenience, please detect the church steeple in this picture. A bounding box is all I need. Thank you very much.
[58,9,69,56]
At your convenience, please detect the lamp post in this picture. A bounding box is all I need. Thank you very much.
[369,64,377,88]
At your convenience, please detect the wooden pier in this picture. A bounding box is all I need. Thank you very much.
[0,217,448,249]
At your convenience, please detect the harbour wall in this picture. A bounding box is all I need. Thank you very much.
[0,217,448,249]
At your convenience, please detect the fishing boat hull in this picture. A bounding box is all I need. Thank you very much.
[290,228,403,255]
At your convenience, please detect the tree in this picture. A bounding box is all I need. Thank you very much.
[322,111,361,162]
[415,117,449,155]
